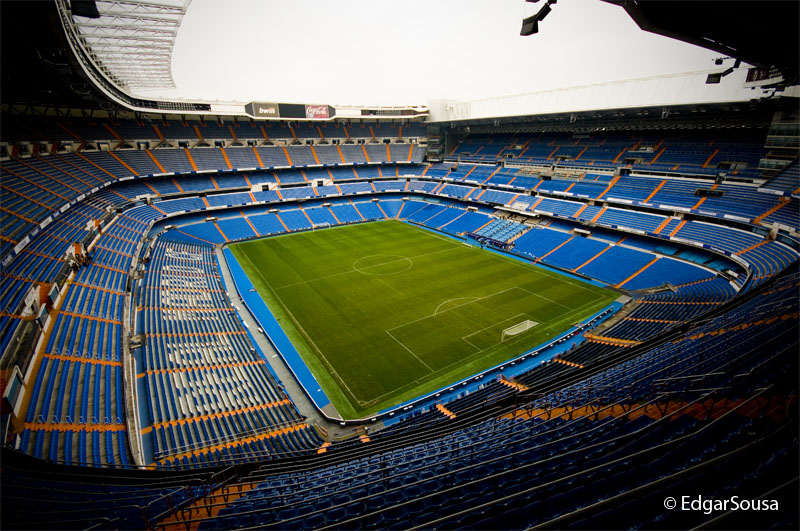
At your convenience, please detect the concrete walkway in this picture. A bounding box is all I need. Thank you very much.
[214,246,360,441]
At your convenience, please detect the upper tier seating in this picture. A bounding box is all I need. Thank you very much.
[0,116,426,144]
[449,133,767,180]
[762,158,799,194]
[18,205,160,467]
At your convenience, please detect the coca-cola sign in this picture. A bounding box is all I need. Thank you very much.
[305,105,329,120]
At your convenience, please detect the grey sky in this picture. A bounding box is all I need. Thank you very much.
[138,0,728,106]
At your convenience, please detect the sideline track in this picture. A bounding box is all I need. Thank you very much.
[216,246,357,437]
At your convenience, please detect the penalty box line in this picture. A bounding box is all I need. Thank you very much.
[374,290,609,404]
[383,286,539,369]
[385,286,524,335]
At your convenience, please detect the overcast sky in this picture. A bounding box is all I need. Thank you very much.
[137,0,730,106]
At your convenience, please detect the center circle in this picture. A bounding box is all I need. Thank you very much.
[352,254,413,276]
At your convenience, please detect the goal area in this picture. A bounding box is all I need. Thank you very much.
[501,320,538,342]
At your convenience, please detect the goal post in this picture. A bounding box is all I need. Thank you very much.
[501,319,538,342]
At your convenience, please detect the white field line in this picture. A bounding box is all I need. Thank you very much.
[434,296,479,315]
[361,291,610,406]
[245,222,611,407]
[386,287,524,334]
[517,286,571,310]
[384,329,435,374]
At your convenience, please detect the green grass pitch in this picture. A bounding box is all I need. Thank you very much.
[230,220,617,419]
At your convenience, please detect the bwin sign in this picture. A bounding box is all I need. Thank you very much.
[246,102,280,118]
[256,104,278,116]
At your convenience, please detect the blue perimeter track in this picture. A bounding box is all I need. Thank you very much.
[223,247,333,412]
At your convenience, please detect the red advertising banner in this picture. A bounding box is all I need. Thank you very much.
[305,104,329,120]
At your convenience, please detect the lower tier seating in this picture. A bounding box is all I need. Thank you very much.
[135,239,322,468]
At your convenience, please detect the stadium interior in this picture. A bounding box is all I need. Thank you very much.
[1,0,798,529]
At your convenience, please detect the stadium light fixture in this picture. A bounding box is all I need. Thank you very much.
[520,15,539,35]
[705,59,741,84]
[521,0,555,36]
[537,3,552,20]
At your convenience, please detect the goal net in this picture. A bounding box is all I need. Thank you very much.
[501,320,538,342]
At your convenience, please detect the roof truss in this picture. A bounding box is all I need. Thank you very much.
[59,0,190,92]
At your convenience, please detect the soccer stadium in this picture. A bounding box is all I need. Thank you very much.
[1,0,798,529]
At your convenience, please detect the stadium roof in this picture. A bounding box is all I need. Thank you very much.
[1,0,208,113]
[604,0,799,87]
[56,0,190,93]
[427,70,773,123]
